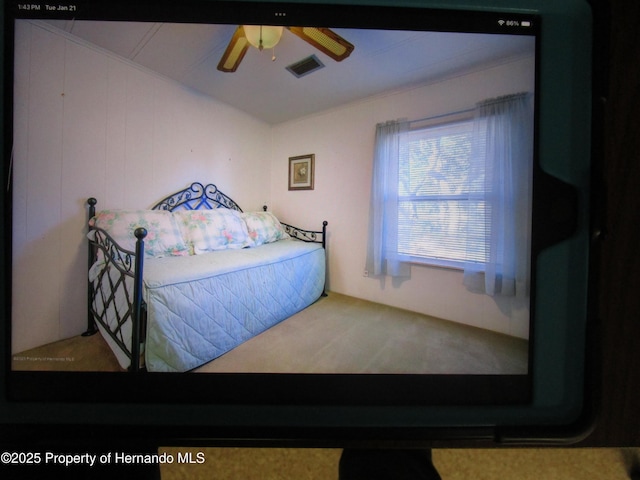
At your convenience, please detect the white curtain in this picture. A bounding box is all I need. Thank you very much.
[463,92,534,298]
[365,119,411,278]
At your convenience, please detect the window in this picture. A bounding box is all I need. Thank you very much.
[366,93,533,297]
[396,117,486,269]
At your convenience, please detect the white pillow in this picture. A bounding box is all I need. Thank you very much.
[174,209,253,254]
[89,210,190,258]
[241,211,290,246]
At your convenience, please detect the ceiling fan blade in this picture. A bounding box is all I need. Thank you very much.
[287,27,354,61]
[217,26,250,72]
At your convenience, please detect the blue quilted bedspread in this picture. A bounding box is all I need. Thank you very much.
[141,239,325,372]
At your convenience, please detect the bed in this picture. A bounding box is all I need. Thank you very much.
[85,182,327,372]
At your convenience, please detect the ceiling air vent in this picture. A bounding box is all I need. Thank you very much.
[286,55,325,78]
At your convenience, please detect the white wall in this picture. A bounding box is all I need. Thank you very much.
[269,57,535,339]
[12,21,272,352]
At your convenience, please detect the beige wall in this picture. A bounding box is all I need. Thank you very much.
[12,21,272,352]
[269,57,536,339]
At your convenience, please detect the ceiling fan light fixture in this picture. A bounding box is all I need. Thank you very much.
[217,26,251,72]
[287,27,354,61]
[301,27,347,56]
[221,37,249,70]
[218,25,353,72]
[243,25,284,50]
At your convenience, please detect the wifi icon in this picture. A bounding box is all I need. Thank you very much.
[498,19,506,26]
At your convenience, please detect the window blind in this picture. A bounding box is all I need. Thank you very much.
[396,119,488,266]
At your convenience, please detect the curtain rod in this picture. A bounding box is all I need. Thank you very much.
[409,107,475,126]
[407,92,531,127]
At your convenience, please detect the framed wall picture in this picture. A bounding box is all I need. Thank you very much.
[288,154,315,190]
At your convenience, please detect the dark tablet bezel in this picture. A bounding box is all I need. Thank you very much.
[0,0,598,445]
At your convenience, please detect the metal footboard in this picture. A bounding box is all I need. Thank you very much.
[85,197,147,372]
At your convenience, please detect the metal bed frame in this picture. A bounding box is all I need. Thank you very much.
[84,182,327,372]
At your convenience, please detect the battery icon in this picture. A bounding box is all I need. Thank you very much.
[521,20,532,27]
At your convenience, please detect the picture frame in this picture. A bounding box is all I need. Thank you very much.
[288,154,315,190]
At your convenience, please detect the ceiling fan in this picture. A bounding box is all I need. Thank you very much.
[217,25,354,72]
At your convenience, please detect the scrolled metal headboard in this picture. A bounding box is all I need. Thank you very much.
[150,182,243,212]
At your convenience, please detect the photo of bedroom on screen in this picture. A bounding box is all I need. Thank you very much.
[11,19,535,375]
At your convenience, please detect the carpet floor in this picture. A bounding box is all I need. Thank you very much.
[195,292,528,374]
[158,447,638,480]
[12,292,527,375]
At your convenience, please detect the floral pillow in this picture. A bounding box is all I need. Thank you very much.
[90,210,190,258]
[241,211,290,246]
[175,209,253,254]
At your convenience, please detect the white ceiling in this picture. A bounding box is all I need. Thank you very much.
[44,20,535,124]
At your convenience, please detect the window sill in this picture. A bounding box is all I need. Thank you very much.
[398,255,484,273]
